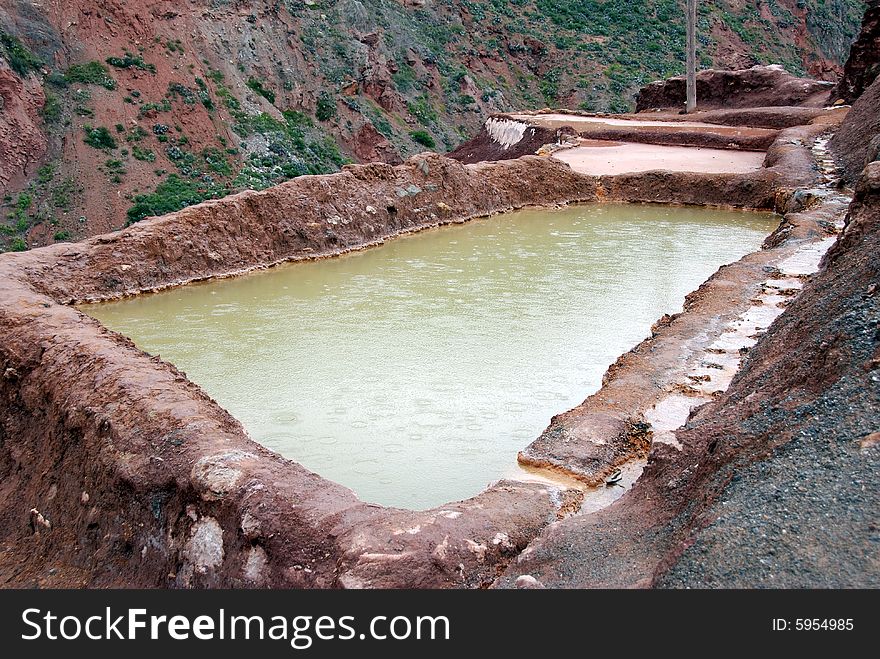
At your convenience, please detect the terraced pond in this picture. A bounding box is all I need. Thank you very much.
[82,203,775,509]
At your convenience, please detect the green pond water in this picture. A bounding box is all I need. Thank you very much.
[82,204,775,509]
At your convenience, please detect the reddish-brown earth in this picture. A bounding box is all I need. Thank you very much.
[0,67,46,191]
[634,65,835,113]
[830,0,880,182]
[830,76,880,183]
[832,0,880,103]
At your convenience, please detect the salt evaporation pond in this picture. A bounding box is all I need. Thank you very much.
[82,203,775,509]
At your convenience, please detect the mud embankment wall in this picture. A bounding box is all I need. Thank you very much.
[0,134,821,588]
[447,117,563,165]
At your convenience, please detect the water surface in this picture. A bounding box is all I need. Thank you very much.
[82,204,774,509]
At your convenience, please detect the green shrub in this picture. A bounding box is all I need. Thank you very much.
[37,164,55,185]
[282,110,313,128]
[246,78,276,104]
[0,32,43,75]
[407,95,438,126]
[201,147,232,175]
[126,126,149,142]
[53,230,71,241]
[45,71,68,88]
[410,130,436,149]
[83,125,118,150]
[65,62,116,90]
[14,191,32,211]
[167,82,197,104]
[51,178,79,210]
[315,92,336,121]
[195,79,214,109]
[106,53,156,73]
[370,113,394,139]
[9,237,28,252]
[103,158,126,183]
[132,146,156,162]
[126,174,227,224]
[138,99,171,117]
[391,63,417,92]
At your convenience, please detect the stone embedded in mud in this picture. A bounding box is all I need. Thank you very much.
[182,517,224,582]
[191,450,256,501]
[243,545,268,584]
[860,432,880,449]
[240,511,262,540]
[514,574,545,589]
[29,508,51,531]
[491,532,514,551]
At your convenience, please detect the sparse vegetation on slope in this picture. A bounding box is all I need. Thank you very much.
[0,0,866,250]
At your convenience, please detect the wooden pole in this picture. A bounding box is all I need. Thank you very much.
[686,0,697,113]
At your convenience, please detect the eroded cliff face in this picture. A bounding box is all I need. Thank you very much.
[829,1,880,184]
[832,0,880,104]
[0,64,46,192]
[830,76,880,183]
[0,0,867,249]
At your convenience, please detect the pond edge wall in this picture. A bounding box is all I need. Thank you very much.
[0,123,831,588]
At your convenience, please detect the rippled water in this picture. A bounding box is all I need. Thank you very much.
[82,204,775,509]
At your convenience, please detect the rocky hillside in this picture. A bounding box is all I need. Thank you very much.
[0,0,867,248]
[832,0,880,102]
[830,1,880,181]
